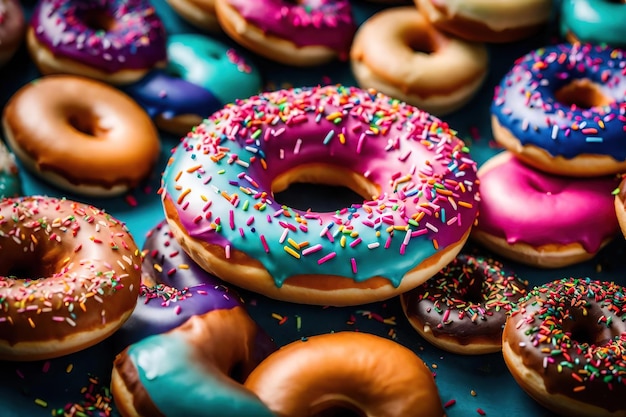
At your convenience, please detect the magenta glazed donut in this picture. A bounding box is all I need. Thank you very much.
[27,0,167,84]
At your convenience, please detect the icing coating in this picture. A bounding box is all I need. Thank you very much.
[0,140,21,198]
[161,85,480,289]
[114,220,245,349]
[224,0,356,59]
[116,310,276,417]
[0,0,25,66]
[30,0,167,73]
[476,152,619,252]
[124,33,262,120]
[504,277,626,413]
[561,0,626,47]
[491,43,626,161]
[402,253,528,346]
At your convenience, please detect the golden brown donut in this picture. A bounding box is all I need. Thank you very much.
[351,6,488,116]
[0,196,142,361]
[415,0,552,43]
[2,75,160,197]
[166,0,221,32]
[244,332,445,417]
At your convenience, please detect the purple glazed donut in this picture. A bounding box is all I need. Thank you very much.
[27,0,167,84]
[114,220,246,350]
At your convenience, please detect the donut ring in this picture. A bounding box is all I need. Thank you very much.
[561,0,626,48]
[215,0,357,66]
[351,6,488,116]
[112,308,276,416]
[161,85,480,306]
[401,253,528,354]
[244,332,445,417]
[28,0,167,85]
[503,277,626,417]
[0,196,142,361]
[472,151,619,268]
[2,75,161,197]
[0,0,26,68]
[491,43,626,177]
[166,0,221,32]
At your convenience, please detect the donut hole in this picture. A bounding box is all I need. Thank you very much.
[82,11,116,32]
[454,275,486,303]
[554,79,614,109]
[272,163,379,212]
[566,322,606,346]
[310,401,366,417]
[67,110,107,138]
[407,36,437,55]
[1,260,56,281]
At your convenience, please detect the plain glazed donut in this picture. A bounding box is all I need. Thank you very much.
[244,332,445,417]
[491,43,626,177]
[124,33,262,136]
[472,152,620,268]
[560,0,626,48]
[112,308,276,416]
[414,0,553,43]
[0,196,142,361]
[2,75,161,197]
[401,253,528,354]
[160,85,480,306]
[215,0,357,66]
[28,0,167,84]
[503,277,626,417]
[0,0,25,67]
[166,0,221,32]
[113,220,246,349]
[0,140,21,198]
[351,6,488,116]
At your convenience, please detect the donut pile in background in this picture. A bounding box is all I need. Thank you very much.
[0,0,625,416]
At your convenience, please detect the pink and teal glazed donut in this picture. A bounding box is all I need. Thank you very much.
[472,151,620,268]
[0,0,25,67]
[214,0,357,66]
[401,253,528,354]
[160,85,480,306]
[503,277,626,417]
[113,220,247,350]
[491,42,626,177]
[561,0,626,48]
[27,0,167,84]
[124,33,262,136]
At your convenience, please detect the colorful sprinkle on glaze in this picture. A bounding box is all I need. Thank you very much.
[30,0,167,74]
[162,85,480,290]
[505,278,626,413]
[492,43,626,160]
[402,253,528,345]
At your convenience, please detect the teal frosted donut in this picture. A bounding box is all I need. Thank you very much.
[125,33,262,136]
[0,141,21,198]
[560,0,626,47]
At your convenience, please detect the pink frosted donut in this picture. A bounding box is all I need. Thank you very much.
[215,0,357,66]
[472,151,620,268]
[27,0,167,84]
[161,85,480,306]
[0,0,25,67]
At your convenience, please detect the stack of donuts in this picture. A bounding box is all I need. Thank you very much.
[0,0,626,416]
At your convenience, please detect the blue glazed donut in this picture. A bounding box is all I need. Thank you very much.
[491,43,626,177]
[560,0,626,47]
[124,33,262,135]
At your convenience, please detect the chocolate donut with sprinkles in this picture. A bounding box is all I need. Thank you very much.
[0,196,142,361]
[27,0,167,84]
[401,253,528,355]
[161,84,480,306]
[491,43,626,177]
[502,277,626,417]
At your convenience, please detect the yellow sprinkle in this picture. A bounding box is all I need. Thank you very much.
[66,364,74,373]
[28,318,35,328]
[283,246,301,259]
[34,398,47,408]
[287,238,300,250]
[271,313,283,320]
[340,235,346,247]
[153,264,163,273]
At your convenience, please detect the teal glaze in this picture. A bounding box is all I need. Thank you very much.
[127,332,275,417]
[167,34,262,106]
[560,0,626,47]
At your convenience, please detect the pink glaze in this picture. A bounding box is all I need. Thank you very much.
[476,152,619,251]
[225,0,356,60]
